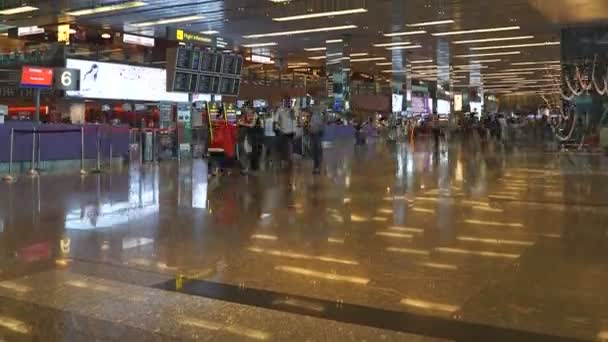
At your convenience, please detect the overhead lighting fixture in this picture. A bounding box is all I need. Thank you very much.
[131,14,204,27]
[0,5,38,15]
[432,25,520,36]
[386,45,422,50]
[65,1,145,16]
[200,30,219,35]
[453,35,534,44]
[407,19,454,27]
[373,41,411,47]
[101,32,112,39]
[242,42,277,47]
[350,52,369,57]
[304,47,326,51]
[272,8,367,22]
[471,41,560,50]
[308,56,326,60]
[243,24,357,39]
[469,59,502,63]
[455,51,521,58]
[376,62,393,66]
[502,67,561,72]
[384,30,426,37]
[326,39,343,43]
[511,60,560,65]
[410,59,433,64]
[350,57,386,62]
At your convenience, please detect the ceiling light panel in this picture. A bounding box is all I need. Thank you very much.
[407,19,454,27]
[132,15,204,27]
[471,41,560,50]
[244,25,357,39]
[304,47,326,51]
[433,26,520,36]
[66,1,145,16]
[511,60,560,65]
[0,5,39,15]
[453,35,534,44]
[351,57,386,62]
[384,30,426,37]
[455,51,521,58]
[273,8,367,21]
[373,41,411,47]
[326,39,343,43]
[386,45,422,50]
[243,42,278,47]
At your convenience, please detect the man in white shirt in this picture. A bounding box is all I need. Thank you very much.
[263,113,277,165]
[276,105,296,166]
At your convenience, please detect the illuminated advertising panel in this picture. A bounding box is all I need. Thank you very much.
[20,66,53,88]
[66,59,188,102]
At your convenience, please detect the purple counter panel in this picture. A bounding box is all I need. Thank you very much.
[0,122,129,162]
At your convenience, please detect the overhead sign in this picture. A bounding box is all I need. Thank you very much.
[17,26,45,37]
[167,27,213,45]
[123,33,155,47]
[249,54,273,65]
[20,66,53,88]
[57,24,70,43]
[53,68,80,91]
[454,93,463,111]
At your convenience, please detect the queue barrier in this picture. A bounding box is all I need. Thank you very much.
[2,126,107,182]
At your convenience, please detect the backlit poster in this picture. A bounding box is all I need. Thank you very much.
[66,59,188,102]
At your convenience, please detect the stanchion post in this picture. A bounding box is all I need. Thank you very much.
[27,128,38,176]
[80,126,87,175]
[108,126,113,169]
[91,127,102,173]
[3,128,15,182]
[153,129,158,164]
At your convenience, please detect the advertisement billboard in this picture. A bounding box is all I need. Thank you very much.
[66,59,188,102]
[21,66,54,88]
[391,94,403,113]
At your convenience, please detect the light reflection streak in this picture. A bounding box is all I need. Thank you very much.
[472,206,504,213]
[464,219,524,228]
[436,247,520,259]
[412,207,435,214]
[0,281,31,293]
[457,236,534,246]
[350,214,368,222]
[0,315,30,334]
[389,226,424,233]
[179,317,270,340]
[275,265,370,285]
[251,234,278,241]
[248,247,358,265]
[400,298,459,313]
[376,232,414,239]
[418,262,458,270]
[328,237,345,244]
[273,298,325,312]
[386,247,430,256]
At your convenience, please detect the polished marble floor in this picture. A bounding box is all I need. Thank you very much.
[0,138,607,341]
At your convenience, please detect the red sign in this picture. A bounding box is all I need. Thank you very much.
[21,66,53,88]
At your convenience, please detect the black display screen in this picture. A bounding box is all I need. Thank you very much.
[219,78,234,94]
[173,72,192,92]
[222,56,235,74]
[176,49,192,69]
[210,76,220,93]
[200,52,215,72]
[198,75,213,93]
[234,56,243,75]
[191,50,201,70]
[232,79,240,95]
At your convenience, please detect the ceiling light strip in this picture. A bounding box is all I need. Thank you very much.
[453,35,534,44]
[455,51,521,58]
[386,45,422,50]
[244,25,357,39]
[273,8,367,21]
[433,26,520,36]
[66,1,145,16]
[384,30,427,37]
[407,19,454,27]
[132,14,205,27]
[471,41,560,51]
[243,42,278,48]
[373,41,411,47]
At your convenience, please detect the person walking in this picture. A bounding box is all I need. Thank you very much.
[307,106,325,174]
[276,103,297,167]
[263,111,277,166]
[237,109,256,175]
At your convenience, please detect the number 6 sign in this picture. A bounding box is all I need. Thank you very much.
[53,68,80,91]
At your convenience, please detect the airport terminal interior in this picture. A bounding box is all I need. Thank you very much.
[0,0,608,341]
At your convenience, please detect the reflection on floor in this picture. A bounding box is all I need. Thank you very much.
[0,139,607,341]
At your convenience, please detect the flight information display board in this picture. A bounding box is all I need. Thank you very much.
[167,47,242,96]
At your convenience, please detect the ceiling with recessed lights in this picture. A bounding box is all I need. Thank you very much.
[1,0,607,94]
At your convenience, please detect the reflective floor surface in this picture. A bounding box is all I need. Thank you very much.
[0,138,607,341]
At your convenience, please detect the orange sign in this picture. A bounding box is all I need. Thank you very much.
[21,66,54,88]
